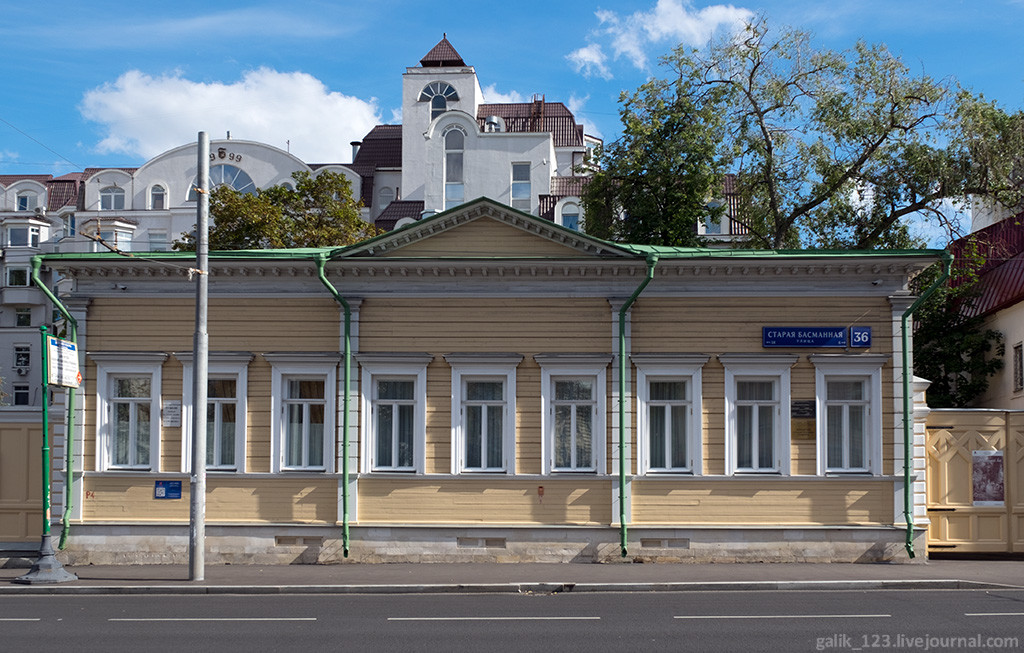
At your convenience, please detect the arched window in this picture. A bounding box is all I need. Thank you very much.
[419,82,459,121]
[16,191,38,212]
[100,186,125,211]
[378,187,395,209]
[560,203,581,231]
[444,128,465,210]
[188,164,257,200]
[150,185,166,210]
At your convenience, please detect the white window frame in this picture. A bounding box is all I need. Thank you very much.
[632,354,708,475]
[445,354,522,474]
[510,162,531,212]
[14,308,31,327]
[150,184,166,210]
[6,267,29,287]
[265,352,339,473]
[535,354,610,474]
[720,354,797,476]
[100,186,125,210]
[16,192,38,212]
[91,352,167,472]
[357,353,432,474]
[559,201,581,231]
[13,384,30,405]
[176,352,252,473]
[811,354,887,476]
[443,126,466,211]
[148,230,169,252]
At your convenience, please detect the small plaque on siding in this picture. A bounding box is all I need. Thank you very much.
[155,480,182,500]
[162,400,182,428]
[791,400,815,419]
[791,420,816,440]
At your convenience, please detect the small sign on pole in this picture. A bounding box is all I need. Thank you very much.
[46,336,81,388]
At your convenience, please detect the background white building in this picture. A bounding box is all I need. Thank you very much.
[0,37,599,403]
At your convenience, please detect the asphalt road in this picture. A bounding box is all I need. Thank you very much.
[3,589,1023,652]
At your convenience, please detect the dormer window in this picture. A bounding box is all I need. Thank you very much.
[419,82,459,120]
[16,192,38,212]
[100,186,125,211]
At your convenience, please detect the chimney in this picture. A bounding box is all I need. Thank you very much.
[351,141,362,162]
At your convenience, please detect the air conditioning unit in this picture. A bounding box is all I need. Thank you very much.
[15,367,29,376]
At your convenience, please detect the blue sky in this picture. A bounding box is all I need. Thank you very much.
[3,0,1024,179]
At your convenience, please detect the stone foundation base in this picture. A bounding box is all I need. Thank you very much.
[34,524,927,566]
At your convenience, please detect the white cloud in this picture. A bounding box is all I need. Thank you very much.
[80,69,382,163]
[482,85,526,104]
[566,43,613,80]
[572,0,755,75]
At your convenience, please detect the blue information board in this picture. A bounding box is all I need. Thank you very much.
[762,326,872,348]
[154,480,182,500]
[763,327,848,348]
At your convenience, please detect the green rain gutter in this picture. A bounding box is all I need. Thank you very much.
[30,256,77,549]
[314,254,352,557]
[900,251,953,559]
[617,254,658,557]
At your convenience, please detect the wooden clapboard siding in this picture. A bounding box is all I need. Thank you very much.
[159,359,183,473]
[632,479,893,525]
[378,216,589,259]
[206,477,337,523]
[87,297,341,352]
[82,476,337,523]
[245,359,274,473]
[358,298,610,352]
[358,477,612,525]
[80,367,97,472]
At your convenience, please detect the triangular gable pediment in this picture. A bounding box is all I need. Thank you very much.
[337,198,633,260]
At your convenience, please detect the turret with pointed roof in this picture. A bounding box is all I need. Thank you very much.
[419,34,467,67]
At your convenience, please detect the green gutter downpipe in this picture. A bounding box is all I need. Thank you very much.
[314,254,352,557]
[617,254,658,557]
[30,256,77,550]
[900,251,953,559]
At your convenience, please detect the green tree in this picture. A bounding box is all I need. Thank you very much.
[582,68,728,246]
[588,18,1024,250]
[175,170,378,250]
[913,252,1004,408]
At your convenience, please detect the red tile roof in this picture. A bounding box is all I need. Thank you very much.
[0,174,52,187]
[346,125,403,206]
[478,102,583,147]
[951,215,1024,317]
[375,200,425,231]
[420,36,466,67]
[46,178,82,210]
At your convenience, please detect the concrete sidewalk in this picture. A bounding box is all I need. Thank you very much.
[3,558,1024,595]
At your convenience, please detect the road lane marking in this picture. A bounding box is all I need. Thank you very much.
[674,614,891,620]
[0,619,41,622]
[965,612,1024,617]
[388,616,601,621]
[109,618,316,622]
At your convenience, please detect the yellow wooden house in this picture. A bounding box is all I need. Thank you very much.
[39,198,942,564]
